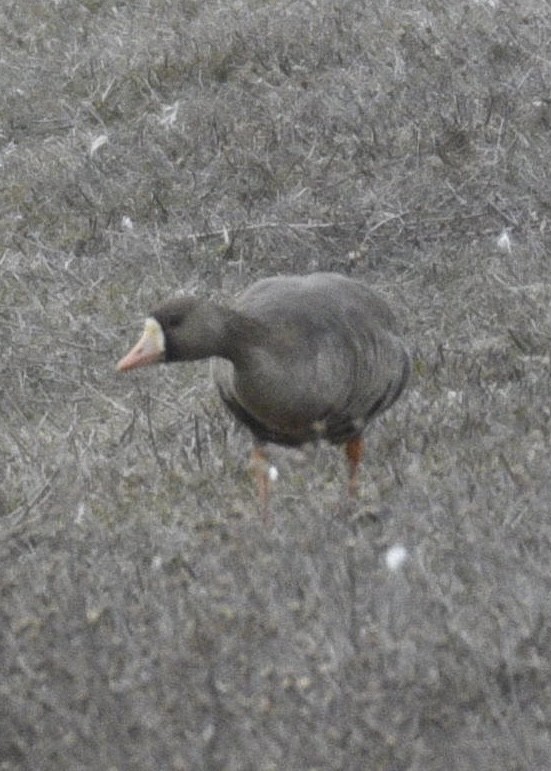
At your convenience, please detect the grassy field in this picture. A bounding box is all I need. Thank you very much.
[2,1,551,769]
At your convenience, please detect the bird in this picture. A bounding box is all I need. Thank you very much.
[117,272,410,520]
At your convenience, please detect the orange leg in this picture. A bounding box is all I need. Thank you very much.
[345,435,364,498]
[250,445,272,524]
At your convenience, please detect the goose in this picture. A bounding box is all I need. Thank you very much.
[117,273,409,519]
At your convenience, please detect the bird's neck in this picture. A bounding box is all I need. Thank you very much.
[218,307,268,364]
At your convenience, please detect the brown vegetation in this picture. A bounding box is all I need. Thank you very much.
[2,1,551,769]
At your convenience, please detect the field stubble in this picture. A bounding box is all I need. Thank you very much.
[2,1,551,769]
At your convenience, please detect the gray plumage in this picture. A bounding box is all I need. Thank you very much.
[153,273,409,447]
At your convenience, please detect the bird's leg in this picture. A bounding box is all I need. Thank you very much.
[250,444,272,524]
[345,435,364,498]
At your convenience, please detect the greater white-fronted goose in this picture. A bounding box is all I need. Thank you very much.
[117,273,409,518]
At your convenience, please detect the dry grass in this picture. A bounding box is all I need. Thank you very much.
[2,1,551,769]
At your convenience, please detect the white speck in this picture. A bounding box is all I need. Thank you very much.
[122,216,133,230]
[151,555,163,571]
[268,465,279,482]
[446,389,463,404]
[90,134,108,155]
[160,101,180,128]
[497,229,512,253]
[311,419,327,435]
[75,501,85,524]
[385,544,408,571]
